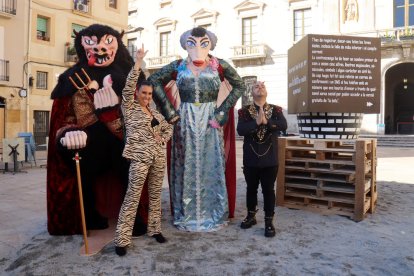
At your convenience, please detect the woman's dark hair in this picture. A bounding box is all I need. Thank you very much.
[138,80,153,91]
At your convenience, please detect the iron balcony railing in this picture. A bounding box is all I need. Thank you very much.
[0,59,10,81]
[0,0,16,15]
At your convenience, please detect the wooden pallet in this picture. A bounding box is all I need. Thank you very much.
[276,137,377,221]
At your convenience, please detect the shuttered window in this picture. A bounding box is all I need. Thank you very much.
[37,17,47,33]
[37,16,49,41]
[71,23,86,38]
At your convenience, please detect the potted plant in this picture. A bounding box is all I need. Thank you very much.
[65,43,78,62]
[399,29,414,41]
[381,30,395,43]
[67,46,77,56]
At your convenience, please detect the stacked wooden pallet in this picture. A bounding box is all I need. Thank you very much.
[276,137,377,221]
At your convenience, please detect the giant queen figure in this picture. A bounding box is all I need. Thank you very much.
[149,27,245,231]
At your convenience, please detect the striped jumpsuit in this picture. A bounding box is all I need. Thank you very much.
[115,68,173,247]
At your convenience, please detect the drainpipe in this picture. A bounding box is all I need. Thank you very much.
[26,0,32,132]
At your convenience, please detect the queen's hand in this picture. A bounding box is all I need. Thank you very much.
[209,119,220,129]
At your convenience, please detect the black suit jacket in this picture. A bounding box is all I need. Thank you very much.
[237,103,287,168]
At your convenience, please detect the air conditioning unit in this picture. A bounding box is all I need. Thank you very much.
[76,3,88,12]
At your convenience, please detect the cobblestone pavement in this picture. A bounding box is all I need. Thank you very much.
[0,143,413,275]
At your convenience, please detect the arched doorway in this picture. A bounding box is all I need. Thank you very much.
[384,63,414,134]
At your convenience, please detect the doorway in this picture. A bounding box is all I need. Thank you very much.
[33,110,49,149]
[384,63,414,134]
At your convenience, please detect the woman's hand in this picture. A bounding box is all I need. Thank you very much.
[134,44,148,70]
[154,134,165,145]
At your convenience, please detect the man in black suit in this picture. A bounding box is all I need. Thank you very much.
[237,81,287,237]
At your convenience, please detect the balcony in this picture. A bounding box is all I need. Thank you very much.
[0,0,16,18]
[147,55,181,70]
[379,27,414,44]
[64,43,78,64]
[230,44,267,65]
[0,59,10,81]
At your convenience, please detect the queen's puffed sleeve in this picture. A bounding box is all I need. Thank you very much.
[214,59,245,126]
[148,61,180,123]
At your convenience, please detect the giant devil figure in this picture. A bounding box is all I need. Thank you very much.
[47,24,147,235]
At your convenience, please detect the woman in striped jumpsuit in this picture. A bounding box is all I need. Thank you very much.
[115,46,173,256]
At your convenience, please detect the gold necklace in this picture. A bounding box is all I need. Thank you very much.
[249,143,272,157]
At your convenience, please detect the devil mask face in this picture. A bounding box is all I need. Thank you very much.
[185,35,211,67]
[81,34,118,67]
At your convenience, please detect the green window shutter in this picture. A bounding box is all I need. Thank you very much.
[71,23,86,37]
[72,23,85,33]
[37,17,47,32]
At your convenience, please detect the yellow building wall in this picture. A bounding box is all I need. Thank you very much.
[1,0,128,143]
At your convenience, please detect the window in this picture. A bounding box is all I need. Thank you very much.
[394,0,414,27]
[73,0,90,13]
[242,17,258,46]
[36,71,48,90]
[192,8,218,29]
[109,0,117,9]
[160,31,171,56]
[0,0,16,15]
[37,16,50,41]
[127,38,137,60]
[0,59,9,81]
[33,110,50,148]
[294,8,311,41]
[71,23,86,38]
[198,24,211,30]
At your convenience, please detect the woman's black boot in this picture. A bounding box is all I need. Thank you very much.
[115,246,127,256]
[264,216,276,237]
[240,210,257,229]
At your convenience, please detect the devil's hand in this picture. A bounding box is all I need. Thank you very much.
[94,86,119,109]
[60,130,88,150]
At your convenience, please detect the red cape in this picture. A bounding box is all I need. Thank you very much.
[47,97,149,235]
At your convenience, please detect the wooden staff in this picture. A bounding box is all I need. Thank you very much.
[73,152,89,254]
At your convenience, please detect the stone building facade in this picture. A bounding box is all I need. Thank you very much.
[127,0,414,135]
